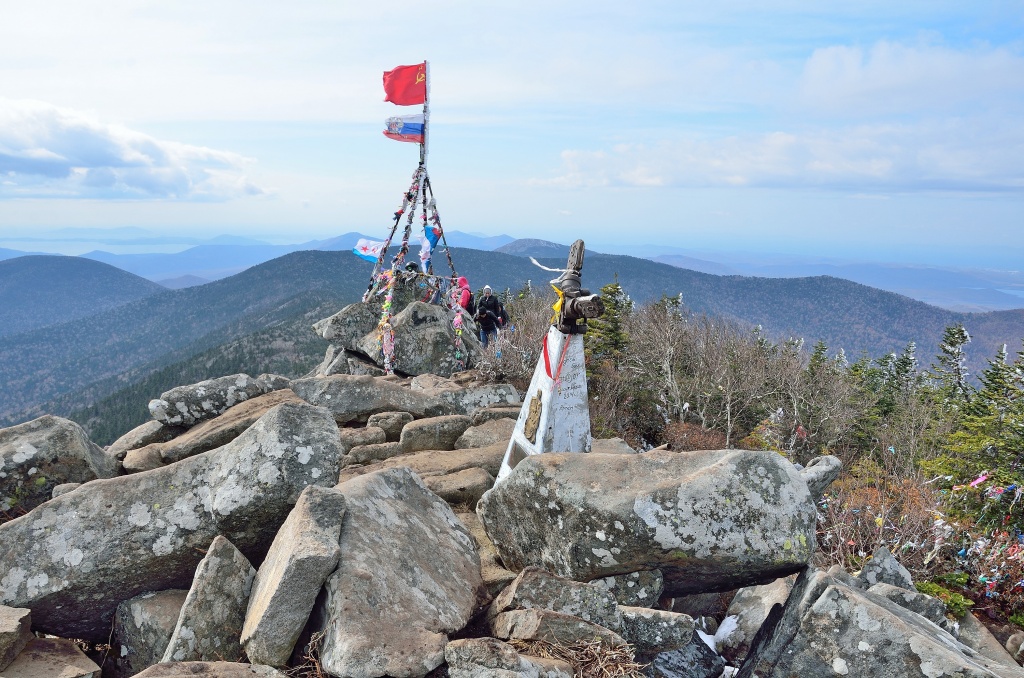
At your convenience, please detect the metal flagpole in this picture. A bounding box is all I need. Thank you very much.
[420,60,429,169]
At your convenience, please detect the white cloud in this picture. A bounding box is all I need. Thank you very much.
[536,117,1024,192]
[0,99,264,200]
[799,41,1024,116]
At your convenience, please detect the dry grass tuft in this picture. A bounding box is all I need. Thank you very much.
[285,630,328,678]
[509,638,648,678]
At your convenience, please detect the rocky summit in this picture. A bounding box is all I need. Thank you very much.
[0,303,1021,677]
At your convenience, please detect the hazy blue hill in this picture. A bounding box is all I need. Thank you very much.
[4,248,1024,431]
[496,239,572,258]
[60,299,335,444]
[0,251,370,423]
[82,243,309,281]
[0,247,42,261]
[657,255,1024,313]
[0,255,166,337]
[652,254,740,276]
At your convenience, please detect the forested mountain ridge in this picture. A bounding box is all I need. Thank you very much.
[0,255,165,337]
[2,248,1024,429]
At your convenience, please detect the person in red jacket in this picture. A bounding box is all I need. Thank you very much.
[456,276,473,312]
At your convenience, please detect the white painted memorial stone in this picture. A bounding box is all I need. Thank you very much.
[496,326,591,483]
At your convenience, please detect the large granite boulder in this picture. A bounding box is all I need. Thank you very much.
[445,637,573,678]
[152,389,302,464]
[313,467,487,678]
[0,415,118,514]
[486,566,623,631]
[148,374,269,428]
[0,605,32,672]
[646,636,727,678]
[400,415,473,452]
[354,302,484,376]
[799,455,842,500]
[857,545,915,590]
[719,577,794,663]
[313,302,380,348]
[478,450,817,595]
[2,637,100,678]
[618,606,695,657]
[455,418,515,449]
[112,590,188,678]
[0,401,345,641]
[366,411,413,441]
[242,485,345,667]
[290,375,449,424]
[162,536,255,663]
[738,567,1024,678]
[107,420,183,462]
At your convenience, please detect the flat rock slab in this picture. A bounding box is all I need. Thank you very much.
[490,609,626,648]
[155,389,302,463]
[0,402,344,641]
[478,450,816,595]
[445,637,573,678]
[422,467,494,507]
[242,485,345,667]
[591,570,665,608]
[291,375,449,424]
[366,411,413,441]
[590,438,636,454]
[1,415,117,514]
[314,467,486,678]
[867,581,953,632]
[338,426,387,455]
[488,566,622,632]
[149,374,269,428]
[135,662,286,677]
[436,385,521,415]
[162,536,255,663]
[338,443,506,485]
[618,606,694,656]
[112,590,188,678]
[455,418,515,450]
[0,605,31,672]
[123,445,165,473]
[400,415,473,453]
[1,637,100,678]
[346,441,404,466]
[107,421,183,462]
[471,407,521,426]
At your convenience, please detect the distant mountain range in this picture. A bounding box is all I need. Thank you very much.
[3,248,1024,440]
[0,255,166,337]
[3,233,1021,312]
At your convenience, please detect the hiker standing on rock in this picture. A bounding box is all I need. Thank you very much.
[475,285,507,348]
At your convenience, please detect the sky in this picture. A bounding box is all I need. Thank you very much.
[1,1,1022,266]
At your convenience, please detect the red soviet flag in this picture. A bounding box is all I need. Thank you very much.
[383,62,427,105]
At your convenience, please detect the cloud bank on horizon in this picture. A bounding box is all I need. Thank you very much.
[0,100,264,200]
[0,1,1021,263]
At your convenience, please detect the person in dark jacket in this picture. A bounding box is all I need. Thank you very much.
[475,285,506,348]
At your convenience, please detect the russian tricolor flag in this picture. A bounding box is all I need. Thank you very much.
[383,114,425,144]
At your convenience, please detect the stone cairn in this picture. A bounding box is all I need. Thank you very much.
[2,307,1024,677]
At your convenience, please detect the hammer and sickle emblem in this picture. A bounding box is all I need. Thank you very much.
[416,70,426,84]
